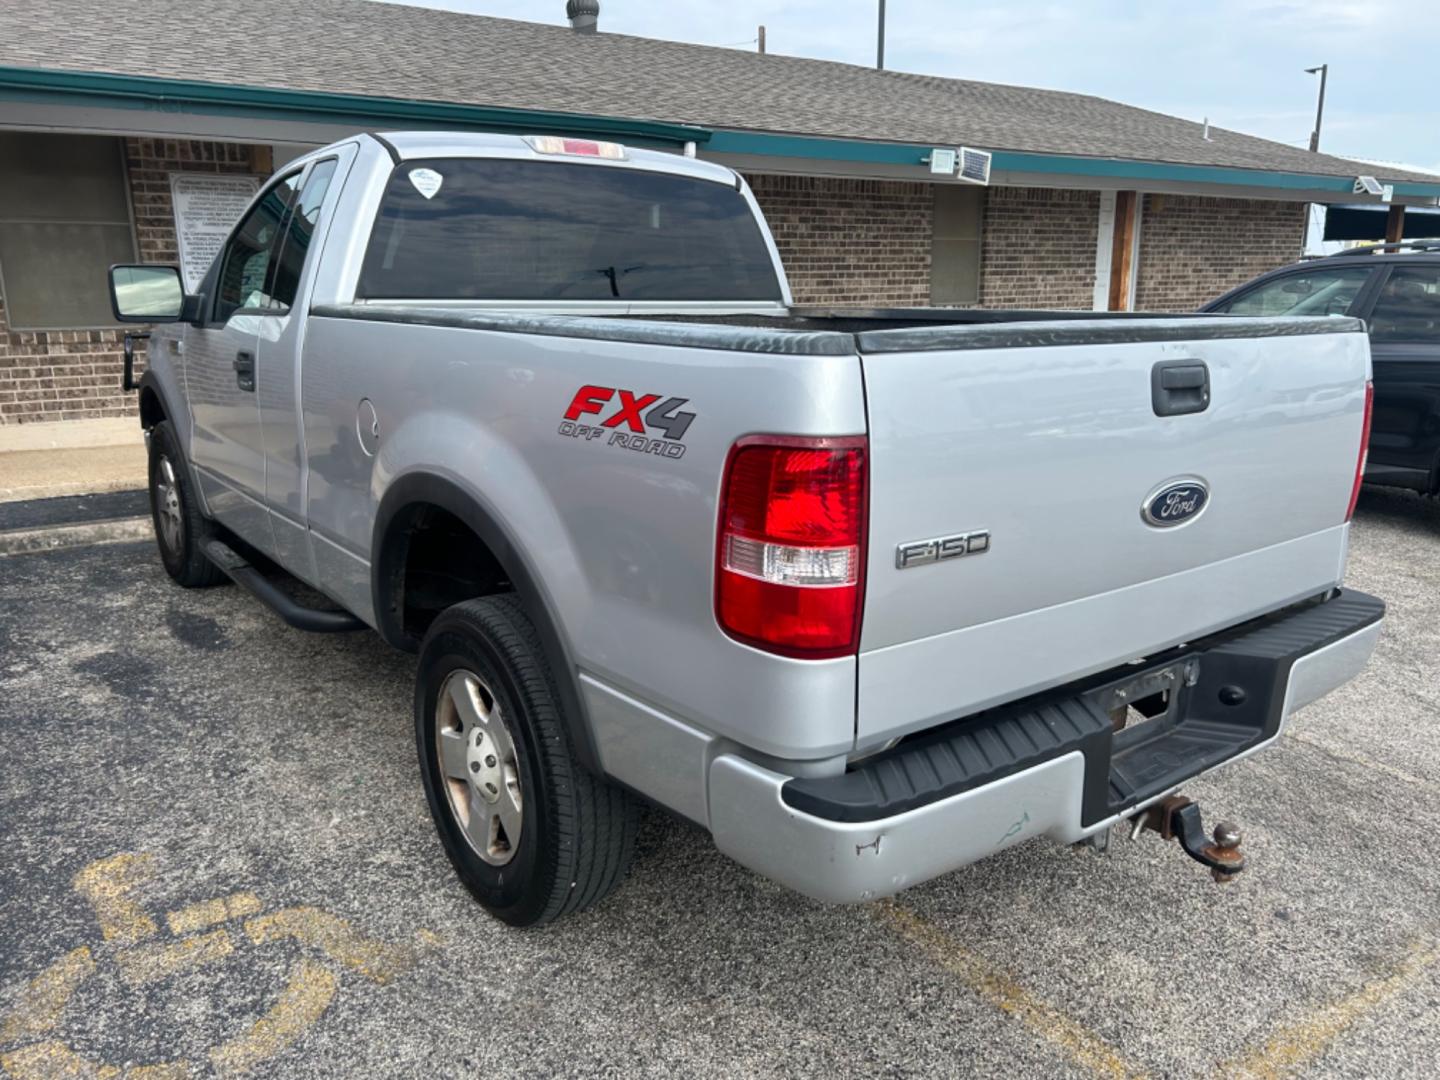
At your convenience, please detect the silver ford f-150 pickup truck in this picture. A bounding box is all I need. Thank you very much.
[110,131,1384,926]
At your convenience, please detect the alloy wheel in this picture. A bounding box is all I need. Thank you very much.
[153,455,184,554]
[435,669,523,867]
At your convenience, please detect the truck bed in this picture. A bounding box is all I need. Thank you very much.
[310,301,1369,753]
[317,303,1361,357]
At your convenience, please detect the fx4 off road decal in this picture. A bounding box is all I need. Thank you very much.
[559,385,695,459]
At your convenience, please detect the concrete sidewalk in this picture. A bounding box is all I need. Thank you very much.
[0,417,146,502]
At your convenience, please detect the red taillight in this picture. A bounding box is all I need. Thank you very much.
[716,435,868,659]
[1345,380,1374,522]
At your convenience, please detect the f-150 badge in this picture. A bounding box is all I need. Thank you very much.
[896,530,990,569]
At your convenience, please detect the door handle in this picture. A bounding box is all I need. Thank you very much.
[1151,360,1209,417]
[233,350,255,393]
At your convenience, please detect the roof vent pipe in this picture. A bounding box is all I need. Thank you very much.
[566,0,599,33]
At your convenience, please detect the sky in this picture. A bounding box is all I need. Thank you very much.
[385,0,1438,175]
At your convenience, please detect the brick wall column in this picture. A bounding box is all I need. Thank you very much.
[1133,194,1307,312]
[977,187,1101,309]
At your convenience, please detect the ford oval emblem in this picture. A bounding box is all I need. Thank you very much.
[1142,479,1209,528]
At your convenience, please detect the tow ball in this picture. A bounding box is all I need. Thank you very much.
[1130,795,1246,883]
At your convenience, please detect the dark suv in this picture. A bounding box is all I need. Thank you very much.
[1203,241,1440,493]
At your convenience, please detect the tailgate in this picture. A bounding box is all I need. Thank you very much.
[854,316,1370,747]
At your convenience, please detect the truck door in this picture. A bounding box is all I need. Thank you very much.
[1364,263,1440,489]
[254,151,350,584]
[184,169,304,554]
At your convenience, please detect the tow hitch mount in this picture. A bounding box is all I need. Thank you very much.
[1130,795,1245,883]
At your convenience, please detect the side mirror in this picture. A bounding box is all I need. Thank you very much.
[108,265,187,322]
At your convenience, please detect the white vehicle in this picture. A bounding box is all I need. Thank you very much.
[110,132,1384,925]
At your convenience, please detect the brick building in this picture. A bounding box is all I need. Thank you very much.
[2,0,1438,427]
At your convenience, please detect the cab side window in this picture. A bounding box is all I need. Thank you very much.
[1369,266,1440,344]
[1214,267,1373,317]
[269,159,339,309]
[214,171,302,322]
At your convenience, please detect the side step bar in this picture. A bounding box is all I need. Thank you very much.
[203,539,365,634]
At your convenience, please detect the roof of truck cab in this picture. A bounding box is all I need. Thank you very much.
[372,132,738,186]
[1,0,1438,197]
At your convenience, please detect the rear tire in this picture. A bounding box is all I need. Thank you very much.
[415,595,638,927]
[147,420,225,589]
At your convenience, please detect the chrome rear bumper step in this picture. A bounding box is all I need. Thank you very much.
[783,590,1385,826]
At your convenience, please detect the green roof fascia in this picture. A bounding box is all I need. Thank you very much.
[6,66,1435,199]
[704,130,1440,199]
[0,66,711,147]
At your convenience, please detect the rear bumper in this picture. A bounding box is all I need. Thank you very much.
[708,590,1384,903]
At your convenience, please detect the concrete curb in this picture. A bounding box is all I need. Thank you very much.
[0,517,152,557]
[0,475,151,503]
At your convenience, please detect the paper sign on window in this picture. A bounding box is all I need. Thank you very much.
[170,174,263,292]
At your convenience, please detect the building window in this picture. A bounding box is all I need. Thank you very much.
[930,184,983,305]
[0,132,138,330]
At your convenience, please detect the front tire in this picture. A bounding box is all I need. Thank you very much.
[415,596,638,926]
[147,420,225,588]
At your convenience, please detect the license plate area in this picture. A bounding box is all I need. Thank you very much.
[1086,658,1201,751]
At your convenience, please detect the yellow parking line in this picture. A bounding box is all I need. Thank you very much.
[165,892,263,936]
[71,854,158,944]
[1219,941,1440,1079]
[113,928,234,987]
[208,958,337,1076]
[0,946,94,1042]
[243,906,422,986]
[4,854,437,1077]
[0,1042,185,1078]
[876,901,1148,1080]
[125,1064,192,1079]
[0,1039,119,1079]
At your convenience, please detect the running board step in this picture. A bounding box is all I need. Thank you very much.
[202,539,365,634]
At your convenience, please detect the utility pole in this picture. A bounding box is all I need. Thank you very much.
[877,0,886,69]
[1305,64,1328,152]
[758,24,765,53]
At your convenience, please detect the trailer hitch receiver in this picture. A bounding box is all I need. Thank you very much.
[1132,795,1245,883]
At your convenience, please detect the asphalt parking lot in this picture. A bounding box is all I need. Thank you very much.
[2,488,1438,1079]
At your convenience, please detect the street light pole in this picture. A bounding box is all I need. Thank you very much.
[877,0,886,70]
[1305,64,1328,152]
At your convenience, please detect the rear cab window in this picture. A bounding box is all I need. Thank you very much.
[357,158,782,303]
